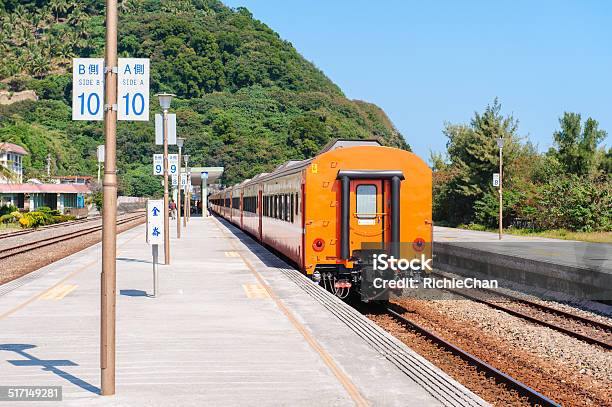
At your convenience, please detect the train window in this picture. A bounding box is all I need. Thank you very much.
[290,194,294,223]
[284,194,289,221]
[278,195,287,220]
[356,184,377,219]
[295,193,299,216]
[282,194,286,221]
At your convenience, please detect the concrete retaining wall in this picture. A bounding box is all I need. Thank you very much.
[434,242,612,300]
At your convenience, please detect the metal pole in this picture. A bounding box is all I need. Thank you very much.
[183,171,187,228]
[499,146,503,240]
[176,147,181,238]
[152,244,158,297]
[101,0,117,396]
[163,110,170,264]
[97,162,101,183]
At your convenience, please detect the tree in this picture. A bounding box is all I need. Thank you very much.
[50,0,68,22]
[552,112,607,176]
[434,99,521,224]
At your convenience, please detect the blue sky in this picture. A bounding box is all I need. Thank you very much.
[224,0,611,160]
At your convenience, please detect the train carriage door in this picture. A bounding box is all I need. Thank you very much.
[240,191,243,228]
[349,180,384,254]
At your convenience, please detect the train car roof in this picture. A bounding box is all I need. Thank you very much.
[212,138,388,193]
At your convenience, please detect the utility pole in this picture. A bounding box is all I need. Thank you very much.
[497,137,504,240]
[156,93,174,264]
[46,153,51,178]
[101,0,118,396]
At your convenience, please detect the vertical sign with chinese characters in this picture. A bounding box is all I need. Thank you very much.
[168,154,179,175]
[118,58,150,121]
[180,173,187,190]
[493,173,500,187]
[171,174,179,186]
[153,154,163,175]
[72,58,104,121]
[147,199,164,245]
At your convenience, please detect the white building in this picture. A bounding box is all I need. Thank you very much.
[0,142,27,183]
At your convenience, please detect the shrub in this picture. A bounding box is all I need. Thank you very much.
[19,211,49,228]
[0,214,14,223]
[526,175,611,232]
[0,205,17,216]
[53,215,76,223]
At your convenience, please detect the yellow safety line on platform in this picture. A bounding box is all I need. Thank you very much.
[0,228,142,321]
[213,219,369,407]
[40,284,78,300]
[224,251,240,257]
[242,283,269,299]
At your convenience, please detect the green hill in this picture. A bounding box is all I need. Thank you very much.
[0,0,409,194]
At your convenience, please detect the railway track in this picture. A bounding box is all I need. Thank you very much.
[0,213,145,261]
[0,210,144,240]
[0,216,102,240]
[385,305,562,407]
[439,285,612,350]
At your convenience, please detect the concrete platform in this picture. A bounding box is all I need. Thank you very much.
[433,226,612,301]
[0,217,485,406]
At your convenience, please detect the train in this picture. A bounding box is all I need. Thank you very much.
[209,139,432,300]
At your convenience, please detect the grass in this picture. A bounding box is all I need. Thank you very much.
[0,222,20,234]
[503,228,612,243]
[452,222,612,243]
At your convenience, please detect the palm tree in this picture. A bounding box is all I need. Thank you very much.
[50,0,68,23]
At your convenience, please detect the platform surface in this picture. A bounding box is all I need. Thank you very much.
[434,226,611,272]
[0,217,485,406]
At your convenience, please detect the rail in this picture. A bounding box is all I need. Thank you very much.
[0,214,145,261]
[385,306,562,407]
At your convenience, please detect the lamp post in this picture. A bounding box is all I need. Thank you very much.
[497,137,504,240]
[156,92,174,264]
[176,137,184,239]
[183,154,189,227]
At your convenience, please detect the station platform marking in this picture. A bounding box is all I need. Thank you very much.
[242,283,270,299]
[0,217,481,406]
[40,284,77,300]
[224,251,240,257]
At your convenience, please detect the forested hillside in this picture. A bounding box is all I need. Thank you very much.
[0,0,408,194]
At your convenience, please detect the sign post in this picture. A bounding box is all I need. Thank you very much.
[492,173,500,187]
[496,138,504,240]
[156,93,175,265]
[100,0,118,396]
[73,4,151,396]
[147,199,164,297]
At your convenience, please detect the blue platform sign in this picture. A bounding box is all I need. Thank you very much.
[147,199,164,245]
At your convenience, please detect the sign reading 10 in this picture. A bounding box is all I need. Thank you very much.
[121,92,146,116]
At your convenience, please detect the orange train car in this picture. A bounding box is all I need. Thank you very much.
[210,139,432,298]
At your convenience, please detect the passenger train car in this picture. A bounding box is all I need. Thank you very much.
[210,139,432,299]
